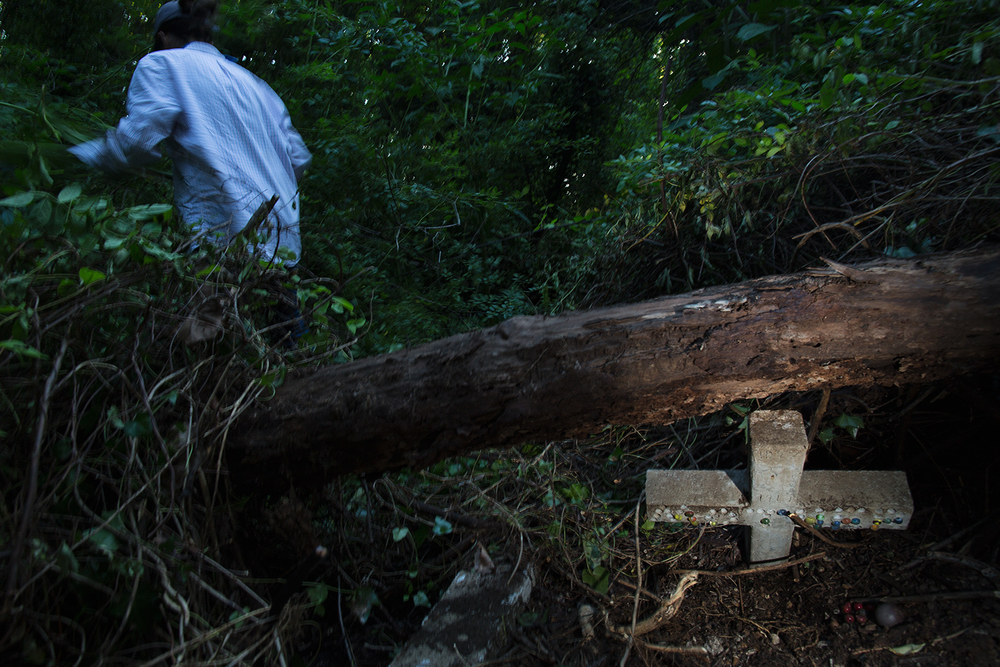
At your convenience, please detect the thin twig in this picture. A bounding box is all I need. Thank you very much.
[614,579,661,602]
[806,388,831,445]
[337,574,357,667]
[4,338,69,614]
[789,514,867,549]
[620,492,646,666]
[98,569,142,663]
[132,607,269,667]
[507,531,525,587]
[902,551,1000,583]
[676,551,827,577]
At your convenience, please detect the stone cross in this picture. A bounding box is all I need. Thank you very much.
[646,410,914,566]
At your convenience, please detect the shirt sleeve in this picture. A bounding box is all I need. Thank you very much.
[284,112,312,181]
[69,56,182,173]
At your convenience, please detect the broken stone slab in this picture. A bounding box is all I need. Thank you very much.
[647,410,914,566]
[389,562,534,667]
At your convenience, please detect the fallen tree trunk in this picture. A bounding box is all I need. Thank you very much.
[231,248,1000,488]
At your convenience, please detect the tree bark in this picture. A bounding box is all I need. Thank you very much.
[230,248,1000,489]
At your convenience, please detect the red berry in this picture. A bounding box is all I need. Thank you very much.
[857,614,868,624]
[842,602,853,614]
[845,614,855,623]
[852,601,864,612]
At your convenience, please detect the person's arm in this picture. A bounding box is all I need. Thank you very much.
[286,117,312,181]
[69,57,181,173]
[278,107,311,180]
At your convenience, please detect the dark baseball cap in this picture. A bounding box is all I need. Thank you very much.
[152,1,185,34]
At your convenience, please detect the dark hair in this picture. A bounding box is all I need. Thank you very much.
[159,0,218,42]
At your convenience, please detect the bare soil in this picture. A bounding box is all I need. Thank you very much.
[514,518,1000,667]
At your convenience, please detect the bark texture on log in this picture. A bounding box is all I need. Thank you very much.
[231,248,1000,489]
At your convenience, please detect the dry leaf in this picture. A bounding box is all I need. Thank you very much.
[177,287,228,345]
[475,543,495,573]
[890,643,925,656]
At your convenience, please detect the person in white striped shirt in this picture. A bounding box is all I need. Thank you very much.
[70,0,312,268]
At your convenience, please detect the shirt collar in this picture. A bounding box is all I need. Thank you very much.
[183,42,223,58]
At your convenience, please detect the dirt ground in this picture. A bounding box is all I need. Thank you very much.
[296,378,1000,667]
[512,517,1000,666]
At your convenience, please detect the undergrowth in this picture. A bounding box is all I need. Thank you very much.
[590,1,1000,305]
[0,177,360,663]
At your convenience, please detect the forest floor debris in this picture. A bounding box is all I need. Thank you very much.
[286,379,1000,667]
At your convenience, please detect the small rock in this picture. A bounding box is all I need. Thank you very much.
[770,633,781,646]
[875,602,904,628]
[579,604,596,640]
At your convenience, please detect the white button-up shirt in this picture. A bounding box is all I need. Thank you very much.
[71,42,312,265]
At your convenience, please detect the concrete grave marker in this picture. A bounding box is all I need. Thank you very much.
[646,410,914,566]
[389,562,534,667]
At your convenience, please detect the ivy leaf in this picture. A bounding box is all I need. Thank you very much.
[55,542,80,574]
[0,339,48,360]
[57,183,82,203]
[432,516,453,536]
[352,586,380,624]
[138,238,181,261]
[306,582,329,606]
[582,565,610,595]
[79,267,106,286]
[125,203,173,221]
[0,191,36,208]
[330,296,354,314]
[346,317,366,335]
[123,412,153,439]
[737,23,775,41]
[84,514,123,558]
[833,414,864,438]
[228,607,250,629]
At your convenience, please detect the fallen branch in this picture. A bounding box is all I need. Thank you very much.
[606,572,700,637]
[635,637,710,659]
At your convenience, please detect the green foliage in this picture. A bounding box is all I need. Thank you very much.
[207,0,668,348]
[819,412,866,443]
[582,538,610,594]
[593,0,1000,304]
[3,0,1000,661]
[0,0,146,73]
